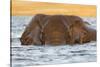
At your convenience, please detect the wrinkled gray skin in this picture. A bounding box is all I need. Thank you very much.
[20,14,96,45]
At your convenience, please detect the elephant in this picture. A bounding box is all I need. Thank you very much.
[20,14,96,45]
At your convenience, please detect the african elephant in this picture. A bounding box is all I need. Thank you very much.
[20,14,96,45]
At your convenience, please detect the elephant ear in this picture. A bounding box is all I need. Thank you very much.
[34,14,49,28]
[36,14,48,22]
[20,14,48,45]
[75,20,90,33]
[23,14,48,34]
[70,19,89,34]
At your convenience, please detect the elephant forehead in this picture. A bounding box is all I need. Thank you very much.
[44,27,66,34]
[44,20,64,29]
[52,31,65,35]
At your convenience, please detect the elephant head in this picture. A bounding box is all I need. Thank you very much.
[20,14,96,45]
[41,15,70,45]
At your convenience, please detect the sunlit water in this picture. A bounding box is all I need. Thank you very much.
[11,16,97,67]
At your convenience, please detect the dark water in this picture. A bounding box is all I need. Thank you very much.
[11,16,97,67]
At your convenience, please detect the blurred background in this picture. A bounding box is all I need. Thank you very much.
[11,0,96,17]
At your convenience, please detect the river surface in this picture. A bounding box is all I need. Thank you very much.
[11,16,97,67]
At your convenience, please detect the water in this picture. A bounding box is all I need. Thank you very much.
[11,16,97,67]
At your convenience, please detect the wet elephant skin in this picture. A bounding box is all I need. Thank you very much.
[20,14,96,45]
